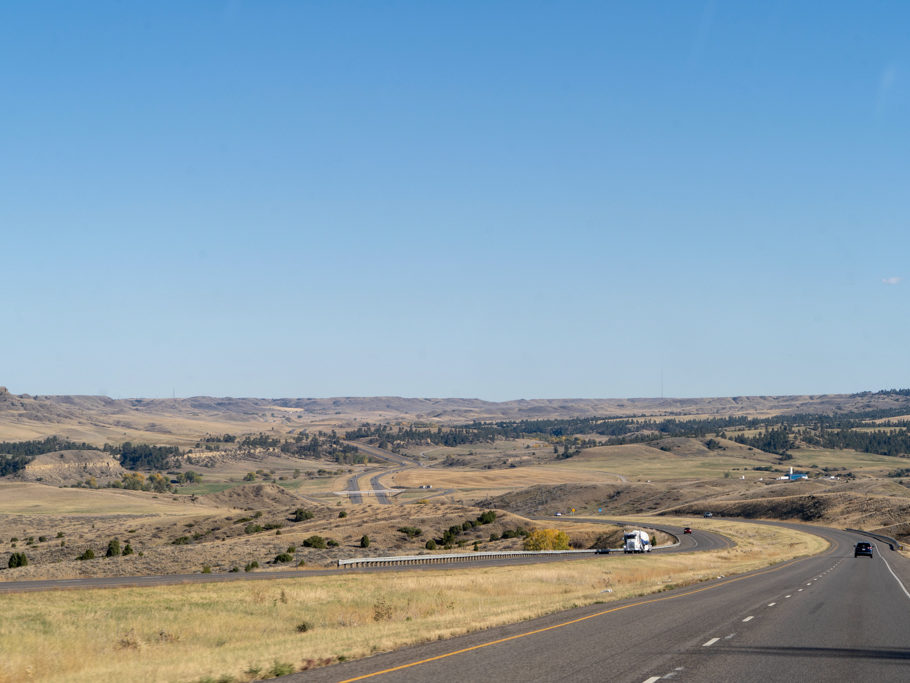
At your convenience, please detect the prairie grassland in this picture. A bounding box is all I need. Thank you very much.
[557,444,774,481]
[0,482,205,516]
[784,447,909,473]
[0,518,827,683]
[391,465,618,490]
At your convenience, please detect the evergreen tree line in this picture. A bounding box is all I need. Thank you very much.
[104,442,182,470]
[280,431,366,465]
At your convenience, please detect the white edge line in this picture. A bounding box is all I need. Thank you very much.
[879,553,910,601]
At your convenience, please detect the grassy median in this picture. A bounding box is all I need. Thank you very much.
[0,518,828,683]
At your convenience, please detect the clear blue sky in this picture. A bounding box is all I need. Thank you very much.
[2,2,907,400]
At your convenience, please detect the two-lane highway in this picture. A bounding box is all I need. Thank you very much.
[287,525,910,683]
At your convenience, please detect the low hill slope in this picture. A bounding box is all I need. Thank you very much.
[202,482,305,510]
[15,450,125,486]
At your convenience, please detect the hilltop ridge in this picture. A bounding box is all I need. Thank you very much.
[2,389,910,445]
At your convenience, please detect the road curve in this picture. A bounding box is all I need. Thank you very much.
[0,523,722,594]
[284,523,910,683]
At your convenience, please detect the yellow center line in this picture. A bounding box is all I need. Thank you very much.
[338,535,837,682]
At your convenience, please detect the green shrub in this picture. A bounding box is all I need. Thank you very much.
[478,510,497,525]
[172,536,190,545]
[292,508,314,522]
[229,566,239,573]
[360,535,370,548]
[269,661,294,677]
[274,553,293,563]
[425,539,437,550]
[244,561,259,572]
[296,621,313,633]
[38,536,48,543]
[327,539,339,547]
[303,535,326,549]
[286,545,296,553]
[8,552,28,568]
[243,524,263,535]
[489,532,500,541]
[397,526,422,538]
[202,565,212,573]
[122,543,134,556]
[56,531,64,538]
[78,549,95,561]
[338,510,348,518]
[106,539,121,557]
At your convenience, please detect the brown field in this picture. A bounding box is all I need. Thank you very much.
[391,465,620,490]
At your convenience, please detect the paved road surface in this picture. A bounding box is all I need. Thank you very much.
[344,473,363,504]
[285,524,910,683]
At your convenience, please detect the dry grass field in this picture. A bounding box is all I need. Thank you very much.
[0,482,206,516]
[391,465,620,491]
[0,518,827,683]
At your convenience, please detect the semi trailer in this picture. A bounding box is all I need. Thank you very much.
[623,530,652,553]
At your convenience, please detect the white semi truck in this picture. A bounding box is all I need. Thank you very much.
[623,530,652,554]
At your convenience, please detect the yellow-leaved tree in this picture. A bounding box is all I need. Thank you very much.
[523,528,570,551]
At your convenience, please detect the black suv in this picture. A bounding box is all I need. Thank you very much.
[854,542,874,558]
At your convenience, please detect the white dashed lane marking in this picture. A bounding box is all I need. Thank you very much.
[767,602,776,607]
[703,637,720,647]
[742,616,754,622]
[642,677,661,683]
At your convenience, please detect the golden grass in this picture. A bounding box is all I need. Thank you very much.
[0,518,827,683]
[555,444,776,480]
[0,482,205,516]
[785,447,910,473]
[391,465,617,489]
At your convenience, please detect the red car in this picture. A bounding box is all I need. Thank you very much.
[683,527,692,534]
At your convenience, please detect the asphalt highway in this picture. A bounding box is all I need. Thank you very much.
[344,473,363,504]
[286,524,910,683]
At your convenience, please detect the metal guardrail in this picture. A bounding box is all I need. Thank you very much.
[338,540,680,568]
[845,528,903,551]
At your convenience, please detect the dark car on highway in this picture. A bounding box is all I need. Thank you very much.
[855,542,874,558]
[683,527,692,534]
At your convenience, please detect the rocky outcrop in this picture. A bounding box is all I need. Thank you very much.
[17,450,126,486]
